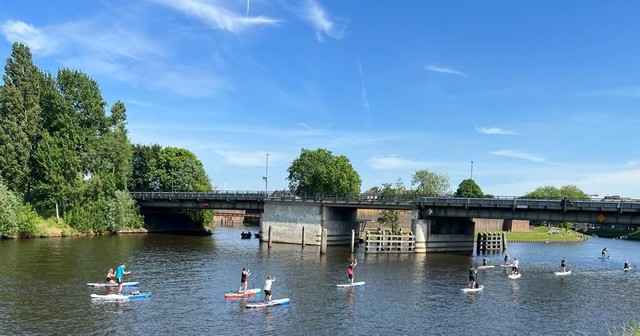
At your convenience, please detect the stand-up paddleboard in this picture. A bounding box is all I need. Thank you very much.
[598,256,611,259]
[555,270,571,276]
[336,281,365,288]
[86,281,139,288]
[501,264,513,268]
[508,273,521,279]
[225,288,262,299]
[246,298,290,308]
[624,268,632,272]
[478,265,495,270]
[90,292,151,300]
[461,285,484,292]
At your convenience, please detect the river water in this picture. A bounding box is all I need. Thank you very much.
[1,227,639,335]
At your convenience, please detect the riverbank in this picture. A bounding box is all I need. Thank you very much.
[476,226,588,243]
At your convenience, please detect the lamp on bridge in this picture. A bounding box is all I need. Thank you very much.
[263,153,269,194]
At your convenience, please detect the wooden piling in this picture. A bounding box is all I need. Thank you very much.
[320,229,327,254]
[268,226,272,248]
[350,229,355,253]
[301,226,305,248]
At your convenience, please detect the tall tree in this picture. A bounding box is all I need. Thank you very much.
[522,185,588,200]
[377,179,406,233]
[455,179,484,198]
[287,148,361,196]
[0,42,43,193]
[411,170,450,196]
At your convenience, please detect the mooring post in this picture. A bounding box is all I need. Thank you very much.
[301,226,305,248]
[320,229,327,254]
[268,226,272,248]
[502,232,507,251]
[351,229,355,253]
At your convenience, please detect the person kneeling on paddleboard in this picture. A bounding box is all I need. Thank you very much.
[624,260,632,270]
[106,268,115,284]
[264,276,275,303]
[504,252,510,266]
[348,259,358,284]
[468,265,477,288]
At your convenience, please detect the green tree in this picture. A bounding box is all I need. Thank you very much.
[455,179,484,198]
[411,170,450,196]
[287,148,361,196]
[377,179,405,233]
[522,185,588,200]
[0,43,43,193]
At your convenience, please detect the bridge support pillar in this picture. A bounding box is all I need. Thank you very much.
[260,202,358,247]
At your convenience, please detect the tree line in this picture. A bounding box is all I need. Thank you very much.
[0,43,211,237]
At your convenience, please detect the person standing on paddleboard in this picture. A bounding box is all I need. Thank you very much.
[468,265,477,288]
[624,260,632,270]
[115,263,131,294]
[602,247,608,258]
[504,252,510,266]
[348,259,358,284]
[482,256,488,267]
[264,276,275,303]
[239,267,251,292]
[511,258,519,275]
[560,257,567,272]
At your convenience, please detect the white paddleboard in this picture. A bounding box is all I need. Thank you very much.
[508,273,521,279]
[555,271,571,276]
[598,256,611,259]
[478,265,495,270]
[86,281,139,288]
[461,285,484,292]
[501,264,513,268]
[624,268,632,272]
[246,298,290,308]
[90,292,151,300]
[336,281,365,288]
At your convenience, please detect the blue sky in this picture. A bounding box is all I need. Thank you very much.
[1,1,639,197]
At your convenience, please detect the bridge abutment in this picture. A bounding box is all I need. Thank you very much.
[260,202,358,246]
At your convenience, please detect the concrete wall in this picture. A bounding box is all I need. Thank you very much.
[412,215,475,253]
[260,203,358,246]
[474,218,530,232]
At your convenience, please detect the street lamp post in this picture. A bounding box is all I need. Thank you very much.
[262,153,269,194]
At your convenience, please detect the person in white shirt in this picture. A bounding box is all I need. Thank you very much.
[264,276,275,302]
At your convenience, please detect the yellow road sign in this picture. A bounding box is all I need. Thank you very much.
[596,214,606,223]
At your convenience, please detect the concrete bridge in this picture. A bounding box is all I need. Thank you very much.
[130,191,640,253]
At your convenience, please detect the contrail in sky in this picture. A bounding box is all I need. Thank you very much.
[356,56,370,126]
[246,0,251,17]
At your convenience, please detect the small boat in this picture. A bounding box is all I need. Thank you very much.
[254,232,262,239]
[241,231,252,239]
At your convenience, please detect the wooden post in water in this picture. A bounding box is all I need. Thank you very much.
[268,226,272,248]
[476,233,481,254]
[301,226,305,249]
[320,229,327,254]
[502,232,507,251]
[350,229,355,253]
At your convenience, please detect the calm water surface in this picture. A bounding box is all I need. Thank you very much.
[1,227,640,335]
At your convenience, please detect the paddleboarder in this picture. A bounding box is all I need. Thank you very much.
[511,257,519,275]
[115,263,131,294]
[482,256,488,267]
[468,265,477,288]
[624,260,632,270]
[504,252,510,266]
[106,268,115,284]
[239,267,251,293]
[264,276,275,303]
[560,257,567,272]
[602,247,608,258]
[348,259,358,284]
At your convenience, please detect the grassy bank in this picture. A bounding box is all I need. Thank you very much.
[477,226,588,242]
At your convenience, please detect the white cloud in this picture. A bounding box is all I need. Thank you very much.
[490,150,545,163]
[301,0,344,42]
[368,155,438,170]
[150,0,279,33]
[0,20,58,54]
[214,149,272,167]
[424,65,466,76]
[476,127,516,135]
